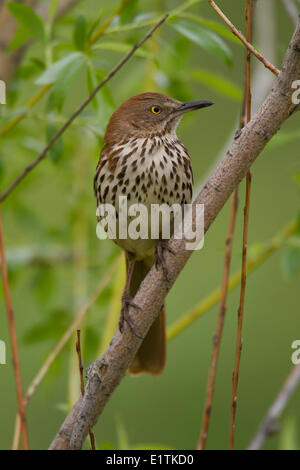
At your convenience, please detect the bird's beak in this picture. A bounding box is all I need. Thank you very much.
[174,100,214,115]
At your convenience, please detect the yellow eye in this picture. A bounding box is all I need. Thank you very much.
[151,105,161,114]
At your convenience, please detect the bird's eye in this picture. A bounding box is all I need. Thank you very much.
[151,105,161,114]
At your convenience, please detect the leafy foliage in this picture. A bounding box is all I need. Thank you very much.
[1,0,300,451]
[8,1,45,44]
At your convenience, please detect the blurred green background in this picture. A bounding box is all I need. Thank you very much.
[0,0,300,450]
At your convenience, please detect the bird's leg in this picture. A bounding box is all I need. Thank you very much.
[119,252,142,338]
[155,240,176,282]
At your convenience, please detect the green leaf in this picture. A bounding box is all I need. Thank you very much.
[49,0,59,21]
[17,57,44,80]
[189,68,242,101]
[180,13,241,45]
[86,63,115,131]
[87,9,104,40]
[282,239,300,279]
[86,63,102,115]
[170,18,232,67]
[73,16,88,50]
[8,24,31,52]
[21,137,45,153]
[119,0,139,25]
[36,52,84,85]
[50,53,85,111]
[28,57,45,70]
[92,42,155,60]
[24,309,70,344]
[7,2,45,43]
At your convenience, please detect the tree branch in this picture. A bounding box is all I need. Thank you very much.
[207,0,280,76]
[49,17,300,450]
[0,204,29,450]
[248,364,300,450]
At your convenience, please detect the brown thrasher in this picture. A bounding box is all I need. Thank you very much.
[94,92,213,375]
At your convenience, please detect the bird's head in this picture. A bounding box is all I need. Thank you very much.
[104,92,214,142]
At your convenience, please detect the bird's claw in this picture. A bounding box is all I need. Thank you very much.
[155,241,175,282]
[119,294,143,339]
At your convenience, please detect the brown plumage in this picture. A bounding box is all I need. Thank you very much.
[94,92,213,375]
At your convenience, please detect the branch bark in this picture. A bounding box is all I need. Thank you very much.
[49,16,300,450]
[248,364,300,450]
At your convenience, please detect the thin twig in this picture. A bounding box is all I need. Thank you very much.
[0,204,29,450]
[11,257,119,449]
[207,0,279,76]
[228,0,253,450]
[76,330,96,450]
[0,14,168,203]
[228,173,252,450]
[248,364,300,450]
[197,190,238,450]
[198,0,257,448]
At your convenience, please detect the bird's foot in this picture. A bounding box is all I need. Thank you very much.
[155,241,175,282]
[119,294,143,339]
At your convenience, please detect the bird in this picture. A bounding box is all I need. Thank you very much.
[94,92,213,375]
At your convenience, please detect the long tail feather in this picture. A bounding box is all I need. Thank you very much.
[127,258,166,375]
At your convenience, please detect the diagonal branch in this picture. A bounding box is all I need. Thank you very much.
[49,17,300,450]
[248,363,300,450]
[0,14,168,203]
[207,0,280,76]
